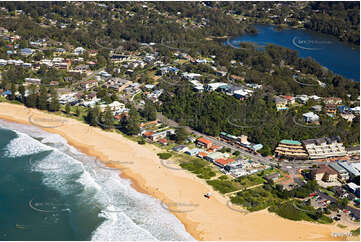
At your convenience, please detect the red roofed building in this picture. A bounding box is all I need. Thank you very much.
[281,95,295,105]
[142,131,154,139]
[214,158,234,168]
[197,152,208,159]
[158,138,168,146]
[208,145,221,152]
[196,137,212,149]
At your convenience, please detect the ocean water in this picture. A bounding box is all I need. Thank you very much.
[0,119,194,241]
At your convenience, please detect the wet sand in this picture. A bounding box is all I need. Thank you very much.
[0,102,359,241]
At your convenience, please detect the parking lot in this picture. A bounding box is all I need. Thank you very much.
[310,192,360,224]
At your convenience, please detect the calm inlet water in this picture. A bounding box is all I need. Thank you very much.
[226,25,360,82]
[0,119,194,241]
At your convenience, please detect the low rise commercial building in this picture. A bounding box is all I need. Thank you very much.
[185,148,203,156]
[275,139,308,159]
[328,162,349,180]
[338,162,360,179]
[347,183,360,197]
[312,165,338,182]
[347,146,360,157]
[205,152,228,163]
[302,136,347,159]
[196,137,212,149]
[264,172,281,183]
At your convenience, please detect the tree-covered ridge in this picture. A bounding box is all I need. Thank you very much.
[160,84,359,156]
[216,1,360,45]
[305,1,360,45]
[0,1,253,47]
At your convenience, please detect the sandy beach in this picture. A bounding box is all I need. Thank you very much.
[0,102,359,241]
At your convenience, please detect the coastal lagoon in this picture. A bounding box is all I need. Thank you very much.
[226,25,360,81]
[0,119,194,241]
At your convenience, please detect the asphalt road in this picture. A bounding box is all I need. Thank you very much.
[316,191,360,220]
[156,112,273,164]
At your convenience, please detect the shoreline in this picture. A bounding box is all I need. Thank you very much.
[0,102,359,241]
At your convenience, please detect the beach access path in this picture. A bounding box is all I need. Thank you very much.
[0,102,359,241]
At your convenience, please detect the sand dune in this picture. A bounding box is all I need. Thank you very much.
[0,102,358,241]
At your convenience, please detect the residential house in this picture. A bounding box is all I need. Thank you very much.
[181,72,202,80]
[149,129,175,141]
[99,101,125,112]
[185,148,203,156]
[205,82,227,92]
[106,78,132,92]
[233,89,250,100]
[205,152,229,163]
[296,95,309,104]
[324,97,342,105]
[187,136,196,143]
[214,158,234,168]
[350,106,360,115]
[311,105,322,112]
[312,165,338,182]
[229,74,244,82]
[196,137,212,149]
[197,152,208,159]
[325,104,337,117]
[80,80,98,90]
[160,66,179,75]
[24,78,41,85]
[20,48,33,56]
[0,59,7,66]
[1,90,11,97]
[74,47,86,55]
[72,64,90,74]
[158,138,168,146]
[245,83,262,89]
[53,60,71,70]
[274,96,288,111]
[0,27,8,34]
[303,112,319,123]
[172,145,188,152]
[142,131,154,139]
[340,113,355,122]
[215,70,227,77]
[309,95,322,101]
[264,172,281,183]
[281,95,296,105]
[338,105,352,114]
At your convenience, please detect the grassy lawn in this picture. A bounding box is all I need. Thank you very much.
[269,200,333,224]
[351,227,360,236]
[231,185,282,211]
[235,168,279,188]
[337,224,347,229]
[179,157,217,180]
[236,173,265,188]
[320,187,336,197]
[206,178,240,194]
[157,152,172,159]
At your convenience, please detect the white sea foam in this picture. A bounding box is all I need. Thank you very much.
[4,132,50,158]
[0,119,195,241]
